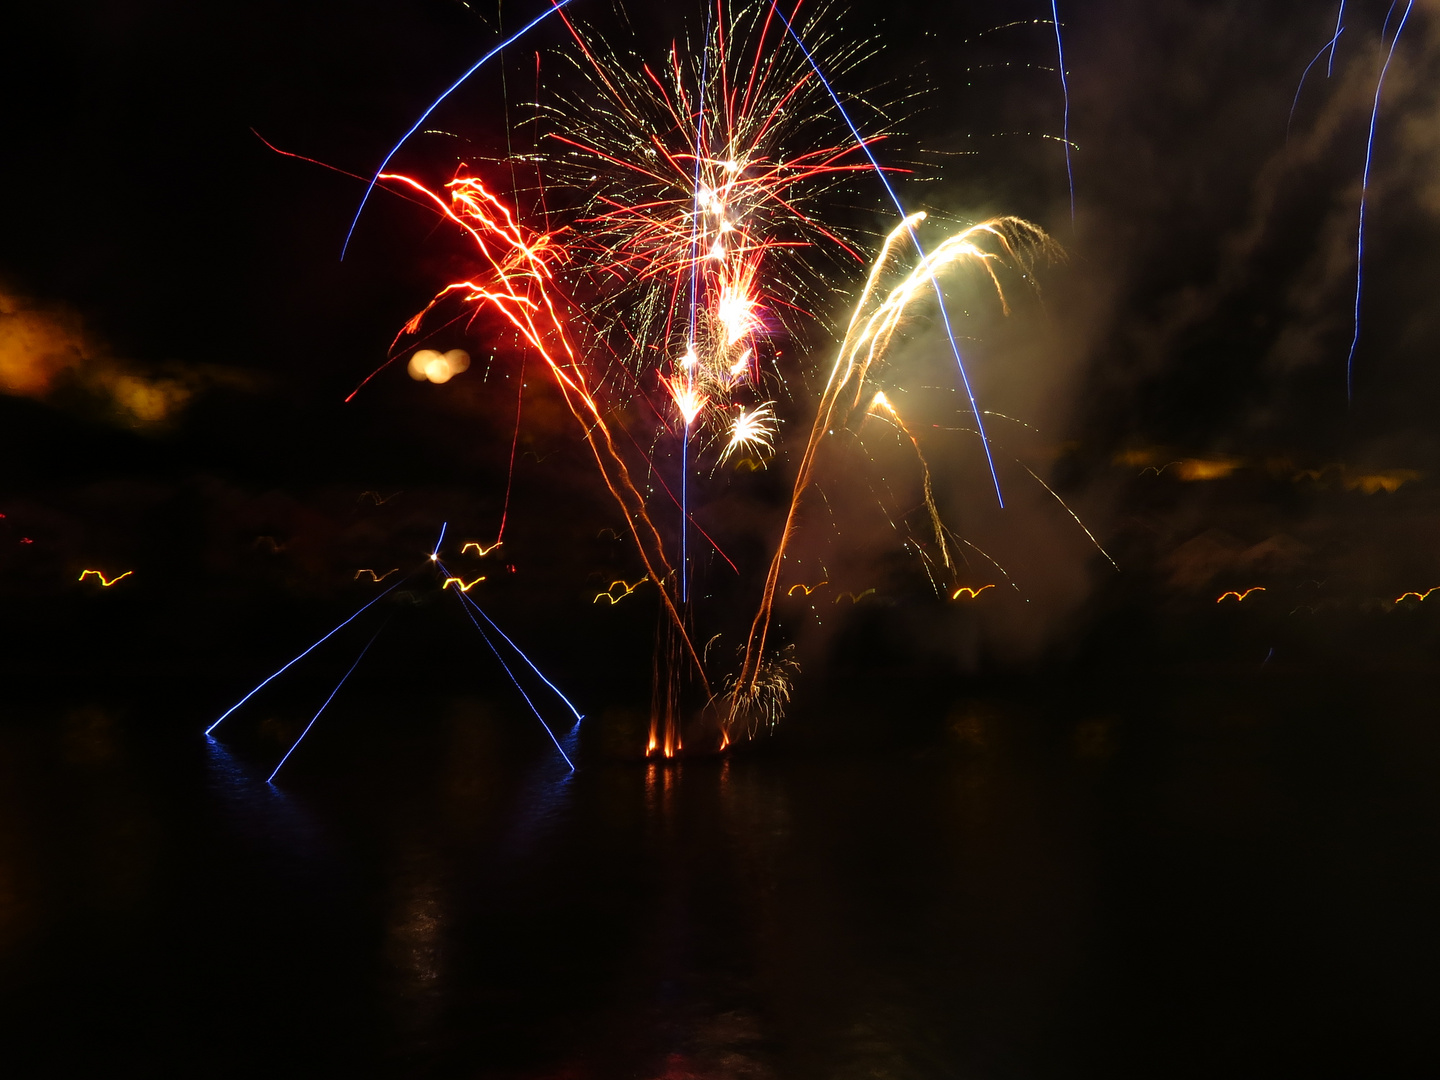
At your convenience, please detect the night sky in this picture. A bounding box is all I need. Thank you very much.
[7,1,1440,701]
[4,1,1440,703]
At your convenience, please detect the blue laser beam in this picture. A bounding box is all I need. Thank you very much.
[205,575,408,736]
[455,591,575,770]
[1049,2,1075,226]
[1346,0,1412,401]
[767,2,1006,506]
[267,626,385,783]
[341,0,578,259]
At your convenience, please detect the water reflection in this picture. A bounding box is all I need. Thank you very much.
[6,678,1439,1074]
[204,736,329,858]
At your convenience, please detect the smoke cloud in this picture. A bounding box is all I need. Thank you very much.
[0,289,246,429]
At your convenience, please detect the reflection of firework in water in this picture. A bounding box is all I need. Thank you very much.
[369,2,1094,755]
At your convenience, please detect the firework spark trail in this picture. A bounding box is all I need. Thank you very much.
[867,392,953,571]
[267,625,385,783]
[1049,1,1075,225]
[341,0,579,259]
[387,172,711,693]
[205,574,410,736]
[1287,27,1346,139]
[732,212,1049,701]
[766,0,1008,509]
[732,212,924,692]
[454,588,575,770]
[496,354,526,546]
[935,423,1118,571]
[1347,0,1413,401]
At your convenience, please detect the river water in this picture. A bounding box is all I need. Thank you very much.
[2,670,1436,1077]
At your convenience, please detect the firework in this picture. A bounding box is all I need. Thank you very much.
[725,210,1054,729]
[718,402,778,465]
[355,2,1104,754]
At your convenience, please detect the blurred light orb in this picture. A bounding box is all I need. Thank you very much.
[408,348,471,384]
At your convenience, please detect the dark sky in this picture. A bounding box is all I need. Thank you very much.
[5,0,1440,694]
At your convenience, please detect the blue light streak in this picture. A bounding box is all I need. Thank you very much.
[458,588,584,722]
[455,591,575,770]
[267,626,385,784]
[767,2,1006,506]
[680,9,713,605]
[1346,0,1412,401]
[341,0,578,260]
[1288,28,1346,140]
[205,575,408,736]
[434,557,584,722]
[1050,2,1075,225]
[432,520,448,560]
[1328,2,1346,76]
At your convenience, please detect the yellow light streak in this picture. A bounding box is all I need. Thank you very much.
[354,568,400,582]
[733,212,1054,717]
[594,578,646,604]
[1395,587,1440,603]
[461,541,503,556]
[1216,587,1266,603]
[442,576,486,592]
[951,585,995,600]
[78,569,132,587]
[786,581,827,596]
